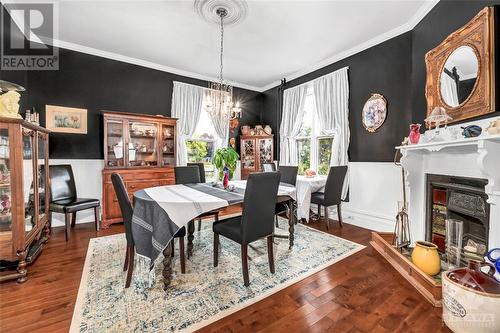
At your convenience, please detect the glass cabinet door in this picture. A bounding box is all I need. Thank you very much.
[128,121,158,167]
[22,129,36,236]
[0,127,12,238]
[106,119,125,168]
[161,124,175,166]
[258,138,273,171]
[241,138,256,170]
[37,133,48,223]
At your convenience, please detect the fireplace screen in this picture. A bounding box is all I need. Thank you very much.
[426,174,489,267]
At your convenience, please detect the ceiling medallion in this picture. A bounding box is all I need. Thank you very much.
[194,0,248,26]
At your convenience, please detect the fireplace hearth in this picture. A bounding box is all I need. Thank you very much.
[426,174,489,264]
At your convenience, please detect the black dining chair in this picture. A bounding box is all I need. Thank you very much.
[111,173,186,288]
[47,165,100,241]
[186,163,220,231]
[174,166,220,234]
[262,163,276,172]
[310,166,348,230]
[274,166,298,228]
[213,172,281,287]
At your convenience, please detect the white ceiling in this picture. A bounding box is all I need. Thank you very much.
[13,0,439,91]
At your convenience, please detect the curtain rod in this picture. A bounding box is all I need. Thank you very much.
[284,66,349,91]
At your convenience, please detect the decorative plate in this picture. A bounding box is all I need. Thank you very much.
[362,93,387,133]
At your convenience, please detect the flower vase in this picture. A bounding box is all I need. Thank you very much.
[409,124,421,144]
[223,166,229,189]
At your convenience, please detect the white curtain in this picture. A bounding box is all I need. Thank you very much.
[279,85,308,165]
[171,81,204,166]
[312,66,350,199]
[440,73,459,106]
[206,90,230,152]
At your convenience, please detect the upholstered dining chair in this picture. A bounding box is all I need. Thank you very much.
[174,166,220,236]
[262,163,276,172]
[111,173,186,288]
[186,163,220,231]
[310,165,348,230]
[213,172,281,286]
[47,165,100,241]
[274,166,298,228]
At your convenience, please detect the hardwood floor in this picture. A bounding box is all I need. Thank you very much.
[0,218,451,333]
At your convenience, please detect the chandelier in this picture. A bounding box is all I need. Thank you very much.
[205,7,241,120]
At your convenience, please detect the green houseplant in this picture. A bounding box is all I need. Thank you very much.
[213,147,239,180]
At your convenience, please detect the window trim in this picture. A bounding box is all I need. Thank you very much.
[295,86,334,175]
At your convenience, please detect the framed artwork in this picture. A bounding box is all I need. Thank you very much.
[362,93,387,133]
[45,105,87,134]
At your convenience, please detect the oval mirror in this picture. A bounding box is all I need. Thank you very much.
[439,45,479,108]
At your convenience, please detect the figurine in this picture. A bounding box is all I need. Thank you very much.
[461,125,482,138]
[409,124,421,144]
[0,91,22,118]
[486,119,500,135]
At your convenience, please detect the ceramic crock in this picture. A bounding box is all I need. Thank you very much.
[411,241,441,276]
[442,261,500,333]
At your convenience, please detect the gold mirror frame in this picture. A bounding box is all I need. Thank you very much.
[425,7,495,127]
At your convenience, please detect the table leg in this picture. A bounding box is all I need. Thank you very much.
[187,220,195,259]
[288,199,295,249]
[162,240,173,290]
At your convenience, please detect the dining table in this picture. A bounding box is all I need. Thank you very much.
[294,175,328,221]
[131,180,297,289]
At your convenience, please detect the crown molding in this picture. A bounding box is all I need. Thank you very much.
[6,0,439,93]
[259,0,440,92]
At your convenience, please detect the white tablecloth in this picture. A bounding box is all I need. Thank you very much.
[295,176,327,220]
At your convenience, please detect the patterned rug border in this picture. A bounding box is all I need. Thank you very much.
[70,223,365,332]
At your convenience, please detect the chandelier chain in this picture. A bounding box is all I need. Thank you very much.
[219,12,224,85]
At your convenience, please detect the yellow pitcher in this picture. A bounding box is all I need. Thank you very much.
[411,241,441,276]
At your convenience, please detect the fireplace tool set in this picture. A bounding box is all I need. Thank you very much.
[393,148,411,250]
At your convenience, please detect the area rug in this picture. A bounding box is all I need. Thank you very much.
[70,219,364,332]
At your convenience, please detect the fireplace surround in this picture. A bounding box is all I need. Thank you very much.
[398,129,500,251]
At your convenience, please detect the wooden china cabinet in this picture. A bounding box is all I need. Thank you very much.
[0,117,50,283]
[101,111,177,228]
[240,135,274,179]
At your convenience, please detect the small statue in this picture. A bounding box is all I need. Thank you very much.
[486,119,500,135]
[0,91,22,118]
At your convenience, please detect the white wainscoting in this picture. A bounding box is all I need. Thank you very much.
[48,159,401,233]
[325,162,402,232]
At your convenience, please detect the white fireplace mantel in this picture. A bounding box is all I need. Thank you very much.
[397,134,500,249]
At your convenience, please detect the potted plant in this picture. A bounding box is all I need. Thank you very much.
[213,147,239,181]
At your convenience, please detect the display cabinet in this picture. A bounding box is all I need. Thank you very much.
[0,117,50,283]
[240,135,273,179]
[102,111,177,228]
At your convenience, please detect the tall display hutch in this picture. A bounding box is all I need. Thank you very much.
[0,117,50,283]
[101,111,177,228]
[240,134,274,179]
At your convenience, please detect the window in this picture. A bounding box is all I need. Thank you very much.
[296,87,334,175]
[185,108,217,181]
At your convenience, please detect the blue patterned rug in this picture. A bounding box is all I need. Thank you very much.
[70,219,364,332]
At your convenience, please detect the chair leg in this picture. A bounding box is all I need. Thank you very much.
[125,245,134,288]
[123,246,129,271]
[94,206,100,231]
[213,233,219,267]
[198,218,202,231]
[171,240,175,258]
[48,211,53,234]
[71,212,77,228]
[267,236,275,274]
[179,237,186,274]
[275,215,279,228]
[337,203,343,227]
[64,213,71,241]
[241,244,249,287]
[318,204,321,217]
[324,205,330,231]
